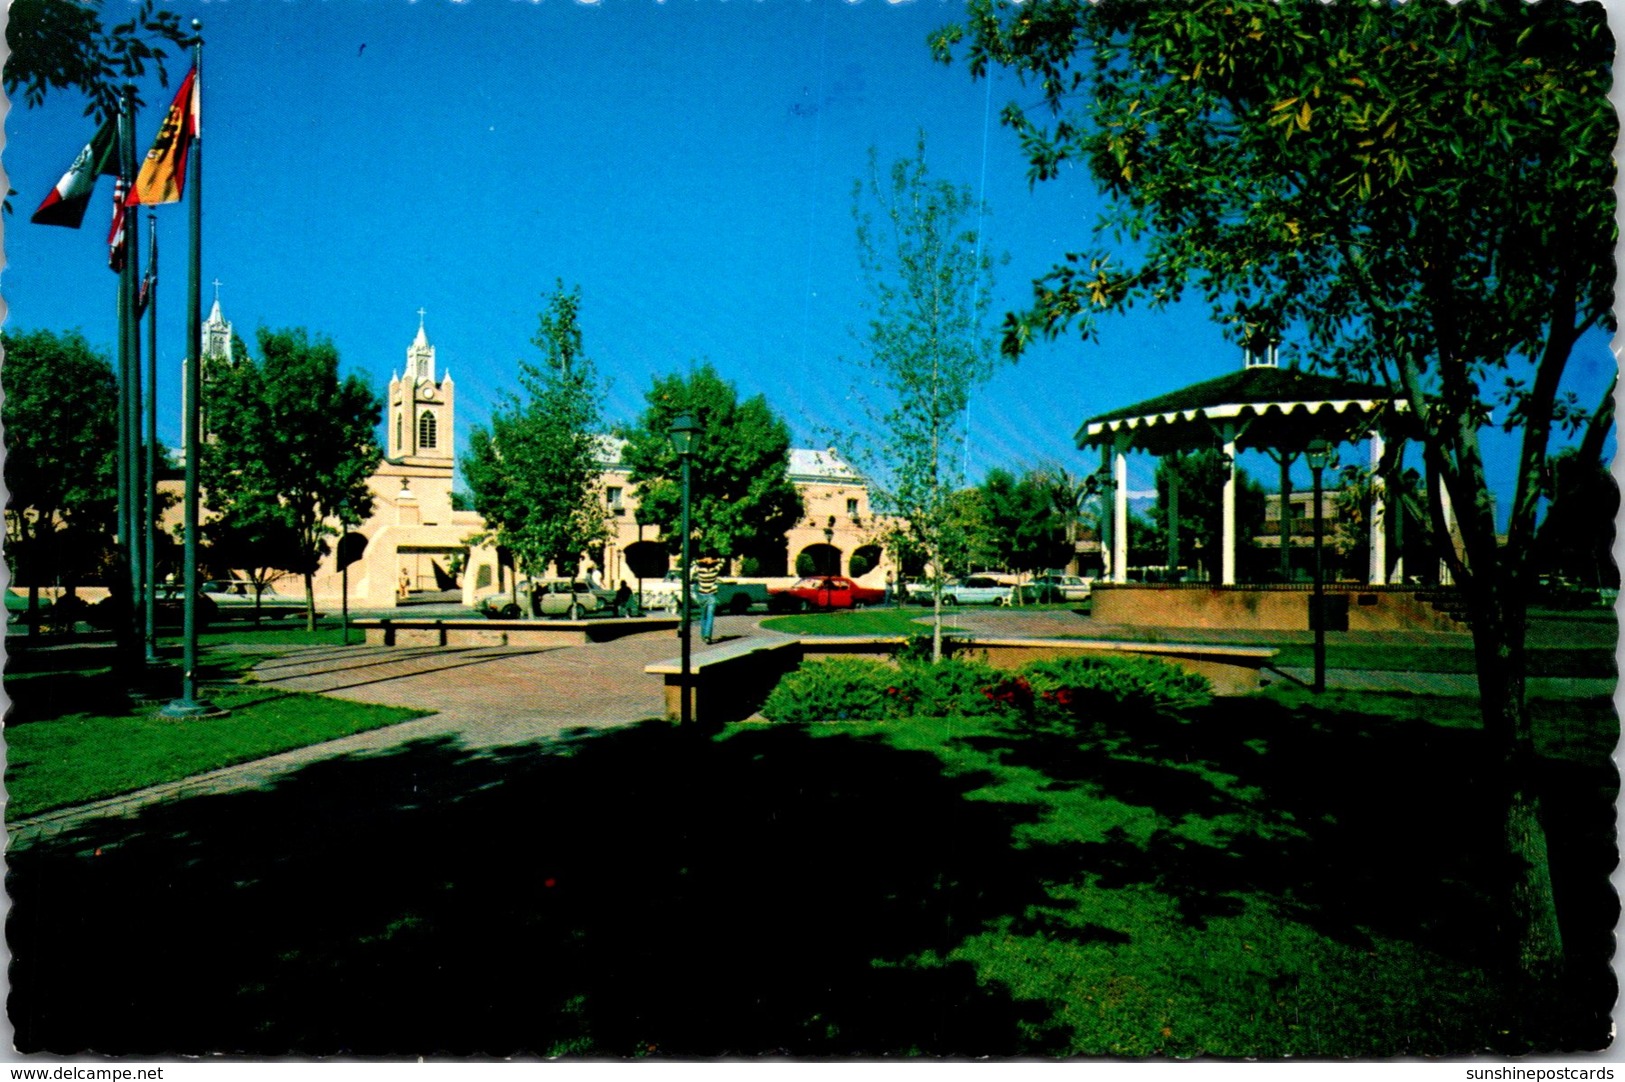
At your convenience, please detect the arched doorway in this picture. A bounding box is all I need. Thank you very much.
[623,541,670,582]
[850,544,884,579]
[796,543,843,577]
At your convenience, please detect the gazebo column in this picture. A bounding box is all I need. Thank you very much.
[1367,431,1387,586]
[1220,424,1238,585]
[1112,439,1130,584]
[1437,471,1459,586]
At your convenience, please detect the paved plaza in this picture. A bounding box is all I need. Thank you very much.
[7,606,1610,850]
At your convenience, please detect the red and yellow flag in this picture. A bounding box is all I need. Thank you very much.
[128,67,198,206]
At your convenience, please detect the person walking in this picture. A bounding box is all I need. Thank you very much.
[694,554,722,644]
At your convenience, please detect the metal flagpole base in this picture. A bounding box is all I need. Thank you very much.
[157,696,229,720]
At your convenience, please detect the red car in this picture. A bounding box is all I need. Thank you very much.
[772,576,886,611]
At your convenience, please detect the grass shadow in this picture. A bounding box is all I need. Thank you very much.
[9,722,1064,1057]
[960,692,1617,1049]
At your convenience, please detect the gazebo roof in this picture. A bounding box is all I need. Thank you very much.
[1076,365,1408,456]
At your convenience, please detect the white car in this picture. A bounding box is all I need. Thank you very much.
[1023,574,1093,603]
[200,579,303,620]
[939,576,1015,606]
[639,571,685,611]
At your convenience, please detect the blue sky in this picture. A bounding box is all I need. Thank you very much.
[4,0,1614,517]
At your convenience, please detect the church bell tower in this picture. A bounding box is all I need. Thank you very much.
[388,310,455,465]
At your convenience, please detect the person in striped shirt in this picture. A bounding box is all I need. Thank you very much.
[694,555,723,643]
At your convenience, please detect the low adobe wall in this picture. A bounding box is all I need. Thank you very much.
[354,615,678,648]
[1090,585,1465,633]
[647,634,1277,726]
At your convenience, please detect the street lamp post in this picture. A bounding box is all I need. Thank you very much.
[1306,438,1338,693]
[668,413,700,727]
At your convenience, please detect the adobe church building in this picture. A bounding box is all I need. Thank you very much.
[305,315,490,609]
[177,306,894,610]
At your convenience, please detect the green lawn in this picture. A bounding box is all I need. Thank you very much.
[5,658,428,818]
[748,686,1617,1055]
[9,672,1614,1054]
[762,605,978,636]
[1269,642,1615,678]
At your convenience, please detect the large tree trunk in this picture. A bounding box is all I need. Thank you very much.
[304,572,317,633]
[1465,579,1565,1004]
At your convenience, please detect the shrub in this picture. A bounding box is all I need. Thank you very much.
[893,657,1014,719]
[761,657,894,723]
[1021,654,1211,728]
[848,552,873,578]
[794,552,818,577]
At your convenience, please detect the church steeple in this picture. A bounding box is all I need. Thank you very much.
[388,311,455,464]
[404,307,435,385]
[183,283,234,462]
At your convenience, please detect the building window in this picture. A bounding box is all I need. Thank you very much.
[418,410,437,449]
[395,415,403,451]
[606,486,625,516]
[846,498,860,519]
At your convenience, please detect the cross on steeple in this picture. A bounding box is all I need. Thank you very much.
[212,278,222,304]
[417,306,427,331]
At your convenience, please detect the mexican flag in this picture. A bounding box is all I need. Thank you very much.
[31,115,118,228]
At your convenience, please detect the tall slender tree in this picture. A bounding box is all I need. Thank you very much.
[841,136,1004,660]
[463,283,610,583]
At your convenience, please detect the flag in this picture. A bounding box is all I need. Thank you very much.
[136,226,157,317]
[128,67,198,206]
[109,178,129,272]
[30,116,119,227]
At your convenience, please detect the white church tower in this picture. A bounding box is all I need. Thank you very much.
[181,284,236,463]
[388,309,456,465]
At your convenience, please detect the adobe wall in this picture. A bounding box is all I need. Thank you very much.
[1090,585,1465,633]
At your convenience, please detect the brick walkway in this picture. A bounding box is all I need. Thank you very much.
[8,619,764,850]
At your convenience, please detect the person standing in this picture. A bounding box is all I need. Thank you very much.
[694,555,722,643]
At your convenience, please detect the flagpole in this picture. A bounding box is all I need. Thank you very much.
[123,86,146,675]
[117,85,140,674]
[144,212,161,666]
[162,21,222,719]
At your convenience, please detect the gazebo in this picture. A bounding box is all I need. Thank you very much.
[1075,342,1458,632]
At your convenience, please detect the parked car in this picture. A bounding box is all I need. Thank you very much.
[938,576,1014,606]
[640,571,685,611]
[535,578,625,619]
[643,570,778,614]
[88,584,217,630]
[771,575,886,612]
[201,579,304,620]
[1022,573,1092,604]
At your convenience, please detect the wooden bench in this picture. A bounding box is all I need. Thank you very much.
[355,615,678,648]
[644,635,802,724]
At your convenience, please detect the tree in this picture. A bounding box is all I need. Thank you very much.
[1033,461,1093,575]
[5,0,188,121]
[2,329,119,621]
[463,284,611,585]
[979,467,1072,574]
[1145,451,1267,582]
[841,137,1004,661]
[935,0,1613,998]
[201,328,382,629]
[618,364,802,570]
[200,511,301,627]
